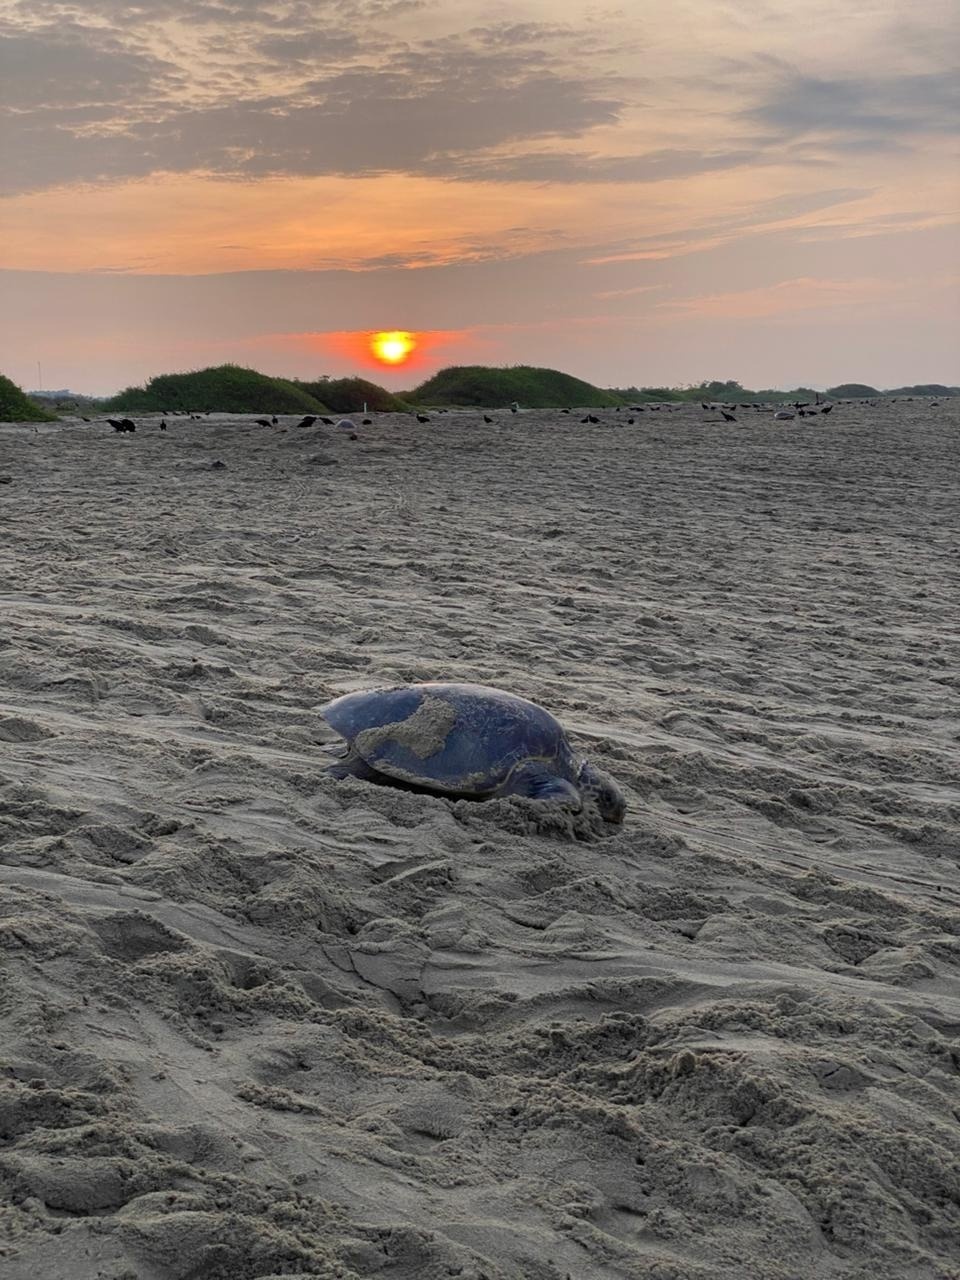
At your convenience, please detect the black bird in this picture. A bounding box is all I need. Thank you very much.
[320,416,335,425]
[362,418,372,425]
[108,418,136,433]
[820,404,833,415]
[720,410,737,422]
[255,417,271,427]
[580,416,590,423]
[701,402,711,410]
[160,420,167,431]
[417,414,430,423]
[295,415,318,428]
[81,416,91,422]
[271,416,278,424]
[587,414,600,424]
[483,415,493,424]
[561,408,571,414]
[627,418,635,425]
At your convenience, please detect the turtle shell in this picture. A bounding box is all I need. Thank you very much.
[320,682,578,796]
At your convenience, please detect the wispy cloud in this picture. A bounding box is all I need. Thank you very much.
[655,275,900,320]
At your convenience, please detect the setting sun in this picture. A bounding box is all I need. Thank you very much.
[370,330,416,366]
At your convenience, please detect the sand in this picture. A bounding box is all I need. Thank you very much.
[0,400,958,1280]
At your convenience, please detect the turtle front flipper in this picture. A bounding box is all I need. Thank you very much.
[500,762,582,809]
[326,753,385,783]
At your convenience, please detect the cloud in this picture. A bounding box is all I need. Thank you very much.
[0,15,625,195]
[418,147,767,183]
[0,26,180,109]
[584,188,876,264]
[746,70,960,142]
[654,275,899,320]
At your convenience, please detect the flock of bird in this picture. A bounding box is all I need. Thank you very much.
[60,395,950,439]
[92,401,847,435]
[101,413,374,433]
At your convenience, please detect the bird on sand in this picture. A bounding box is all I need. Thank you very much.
[319,416,335,425]
[483,415,493,424]
[160,421,167,431]
[820,405,834,415]
[255,417,271,427]
[417,414,430,423]
[721,410,737,422]
[108,418,136,433]
[295,416,318,428]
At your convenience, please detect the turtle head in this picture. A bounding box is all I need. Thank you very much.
[578,761,627,824]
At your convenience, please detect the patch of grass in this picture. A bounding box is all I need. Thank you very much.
[104,364,330,414]
[0,374,57,422]
[408,365,624,408]
[294,376,409,413]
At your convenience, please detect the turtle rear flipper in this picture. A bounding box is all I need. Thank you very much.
[500,761,582,809]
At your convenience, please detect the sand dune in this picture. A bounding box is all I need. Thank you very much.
[0,401,958,1279]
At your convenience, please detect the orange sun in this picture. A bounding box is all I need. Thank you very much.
[370,330,416,366]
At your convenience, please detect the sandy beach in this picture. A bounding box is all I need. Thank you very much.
[0,401,958,1279]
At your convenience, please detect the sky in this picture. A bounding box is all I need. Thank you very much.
[1,0,958,395]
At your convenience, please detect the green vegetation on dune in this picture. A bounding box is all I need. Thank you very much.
[294,376,408,413]
[63,364,957,416]
[409,365,623,408]
[884,384,959,397]
[825,383,880,399]
[104,364,329,414]
[610,380,823,405]
[0,374,57,422]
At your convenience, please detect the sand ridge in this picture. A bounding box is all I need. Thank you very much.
[0,401,958,1279]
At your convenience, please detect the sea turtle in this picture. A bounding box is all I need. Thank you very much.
[320,682,626,823]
